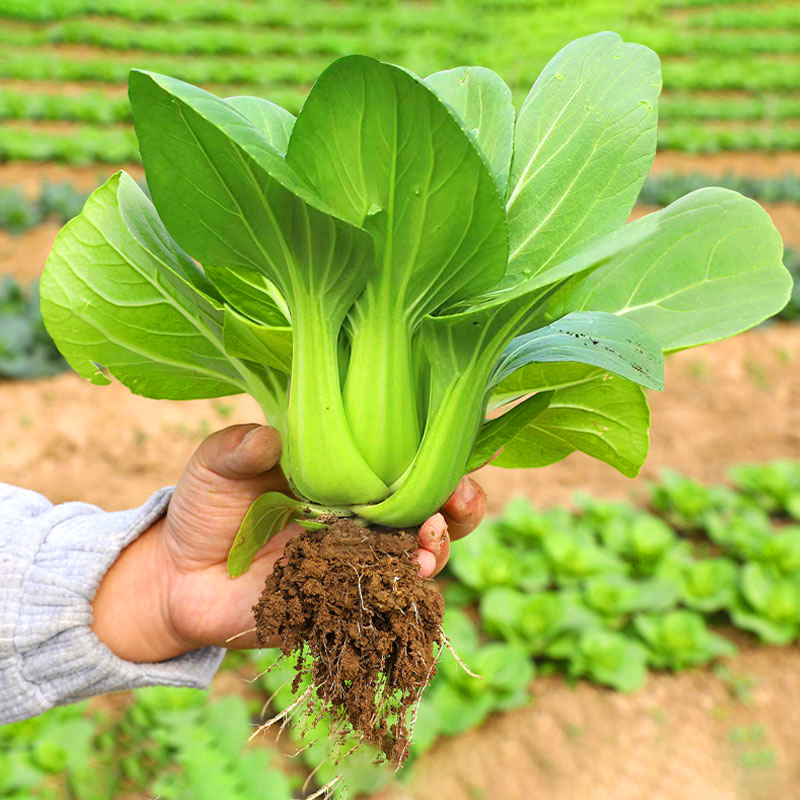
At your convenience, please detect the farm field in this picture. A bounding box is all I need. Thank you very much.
[1,0,800,799]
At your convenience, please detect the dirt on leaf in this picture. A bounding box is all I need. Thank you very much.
[253,520,445,768]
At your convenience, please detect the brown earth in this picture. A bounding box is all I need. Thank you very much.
[255,521,444,767]
[0,224,64,283]
[0,161,144,194]
[652,151,800,176]
[0,78,129,96]
[1,118,132,134]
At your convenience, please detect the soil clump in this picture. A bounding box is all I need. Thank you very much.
[253,519,445,767]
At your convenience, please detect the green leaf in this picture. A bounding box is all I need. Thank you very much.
[583,575,647,617]
[222,308,292,374]
[203,264,289,327]
[431,683,494,736]
[425,66,515,196]
[227,491,301,577]
[224,96,295,154]
[472,643,535,694]
[543,529,627,584]
[479,586,526,641]
[679,558,738,613]
[491,311,665,391]
[579,629,649,692]
[40,172,275,403]
[505,32,660,288]
[634,611,736,670]
[542,188,792,352]
[129,70,372,311]
[730,599,798,646]
[466,391,552,472]
[492,366,651,478]
[741,563,800,623]
[517,592,574,652]
[287,55,507,316]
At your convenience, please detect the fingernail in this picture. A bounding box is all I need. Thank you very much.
[461,477,476,505]
[239,425,264,449]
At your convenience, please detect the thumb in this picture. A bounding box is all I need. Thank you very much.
[193,424,283,481]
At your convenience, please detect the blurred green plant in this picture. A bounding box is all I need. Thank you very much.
[0,276,68,379]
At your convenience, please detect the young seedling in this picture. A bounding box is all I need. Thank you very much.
[41,32,792,765]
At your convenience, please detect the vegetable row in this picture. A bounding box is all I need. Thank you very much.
[0,52,329,86]
[684,6,800,31]
[0,0,473,29]
[443,460,800,694]
[657,124,800,154]
[0,276,68,380]
[640,171,800,206]
[4,89,800,128]
[3,52,800,96]
[0,20,474,58]
[0,126,139,165]
[3,21,800,59]
[659,94,800,123]
[3,120,798,166]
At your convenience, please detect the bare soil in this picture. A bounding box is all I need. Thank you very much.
[255,521,444,767]
[1,118,131,134]
[0,161,144,194]
[652,151,800,176]
[0,78,129,96]
[0,224,64,283]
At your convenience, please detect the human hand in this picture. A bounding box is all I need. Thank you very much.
[91,424,486,663]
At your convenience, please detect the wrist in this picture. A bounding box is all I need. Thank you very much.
[91,517,190,663]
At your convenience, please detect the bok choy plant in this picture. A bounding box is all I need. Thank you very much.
[40,33,792,575]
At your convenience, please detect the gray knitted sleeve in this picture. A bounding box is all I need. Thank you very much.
[0,483,225,725]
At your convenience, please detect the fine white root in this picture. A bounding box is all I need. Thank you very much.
[259,677,293,718]
[288,740,315,758]
[300,775,342,800]
[395,637,445,772]
[247,657,285,684]
[249,685,314,742]
[302,758,326,795]
[225,627,257,643]
[440,628,483,680]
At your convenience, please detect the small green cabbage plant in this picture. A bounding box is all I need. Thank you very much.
[41,33,792,572]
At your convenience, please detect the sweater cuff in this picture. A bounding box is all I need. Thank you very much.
[5,488,225,723]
